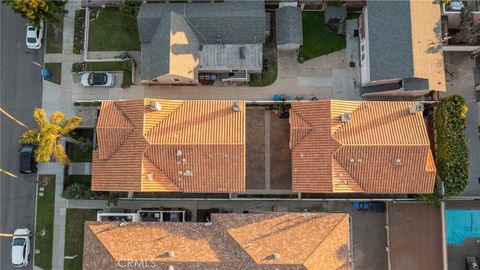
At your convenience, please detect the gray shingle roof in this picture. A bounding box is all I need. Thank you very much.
[138,0,265,44]
[138,0,265,80]
[366,0,414,81]
[275,7,303,46]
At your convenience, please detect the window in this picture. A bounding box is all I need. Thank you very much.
[361,44,365,52]
[173,78,181,82]
[361,53,365,61]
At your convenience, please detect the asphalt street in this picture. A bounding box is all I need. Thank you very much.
[0,3,44,270]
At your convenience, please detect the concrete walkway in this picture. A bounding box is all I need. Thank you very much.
[39,1,81,269]
[67,162,91,175]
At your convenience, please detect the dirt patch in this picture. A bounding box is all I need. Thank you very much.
[246,107,265,189]
[269,111,291,190]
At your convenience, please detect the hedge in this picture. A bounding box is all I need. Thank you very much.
[435,95,469,196]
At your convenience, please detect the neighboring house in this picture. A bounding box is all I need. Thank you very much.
[359,0,446,97]
[289,100,436,194]
[83,213,352,270]
[276,5,303,50]
[137,0,265,85]
[92,99,246,193]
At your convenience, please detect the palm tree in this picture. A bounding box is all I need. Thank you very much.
[19,108,82,165]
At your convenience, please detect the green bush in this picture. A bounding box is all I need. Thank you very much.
[119,1,140,18]
[435,95,469,196]
[63,183,93,199]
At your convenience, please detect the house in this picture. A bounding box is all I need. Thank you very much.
[289,100,436,194]
[359,0,446,97]
[91,99,246,193]
[276,4,303,51]
[137,0,266,85]
[83,212,352,270]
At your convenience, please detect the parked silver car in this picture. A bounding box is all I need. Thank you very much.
[11,228,31,268]
[81,72,115,87]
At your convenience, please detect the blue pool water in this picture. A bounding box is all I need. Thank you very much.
[446,210,480,245]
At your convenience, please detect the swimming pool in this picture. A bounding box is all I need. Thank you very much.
[446,210,480,245]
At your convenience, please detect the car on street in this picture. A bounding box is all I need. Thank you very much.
[11,228,31,268]
[81,72,115,87]
[25,21,43,49]
[19,144,35,174]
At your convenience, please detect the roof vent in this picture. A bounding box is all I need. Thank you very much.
[167,251,174,258]
[239,47,246,59]
[183,170,193,177]
[303,209,311,217]
[233,100,241,112]
[204,218,213,227]
[147,172,154,181]
[394,158,402,166]
[272,253,281,260]
[176,149,183,157]
[408,103,424,114]
[150,101,162,111]
[348,158,355,164]
[341,112,353,122]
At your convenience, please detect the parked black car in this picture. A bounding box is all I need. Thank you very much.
[19,144,35,174]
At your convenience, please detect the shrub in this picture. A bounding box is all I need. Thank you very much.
[63,183,92,199]
[119,1,140,18]
[71,62,86,73]
[435,95,469,196]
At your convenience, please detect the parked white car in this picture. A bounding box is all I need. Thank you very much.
[11,228,30,268]
[81,72,115,87]
[25,21,43,49]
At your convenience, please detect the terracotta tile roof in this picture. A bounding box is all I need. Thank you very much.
[83,213,351,270]
[290,100,436,194]
[92,99,245,192]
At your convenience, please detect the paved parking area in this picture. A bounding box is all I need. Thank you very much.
[245,106,291,191]
[388,202,443,270]
[246,107,266,189]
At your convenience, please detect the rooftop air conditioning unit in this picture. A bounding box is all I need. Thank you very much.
[150,101,162,111]
[408,103,424,114]
[341,112,352,122]
[233,100,241,112]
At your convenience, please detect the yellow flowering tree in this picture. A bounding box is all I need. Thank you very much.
[2,0,66,27]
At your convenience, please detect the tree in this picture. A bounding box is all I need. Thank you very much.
[2,0,66,27]
[452,8,480,45]
[19,108,82,165]
[435,95,469,196]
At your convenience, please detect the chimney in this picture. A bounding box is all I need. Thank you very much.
[150,101,162,111]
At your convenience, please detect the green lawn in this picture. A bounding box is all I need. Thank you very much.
[66,143,92,162]
[45,17,64,53]
[249,41,277,87]
[34,175,56,270]
[64,209,98,270]
[298,12,346,62]
[44,63,62,84]
[88,8,140,51]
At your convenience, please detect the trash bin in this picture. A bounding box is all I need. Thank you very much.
[41,69,51,78]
